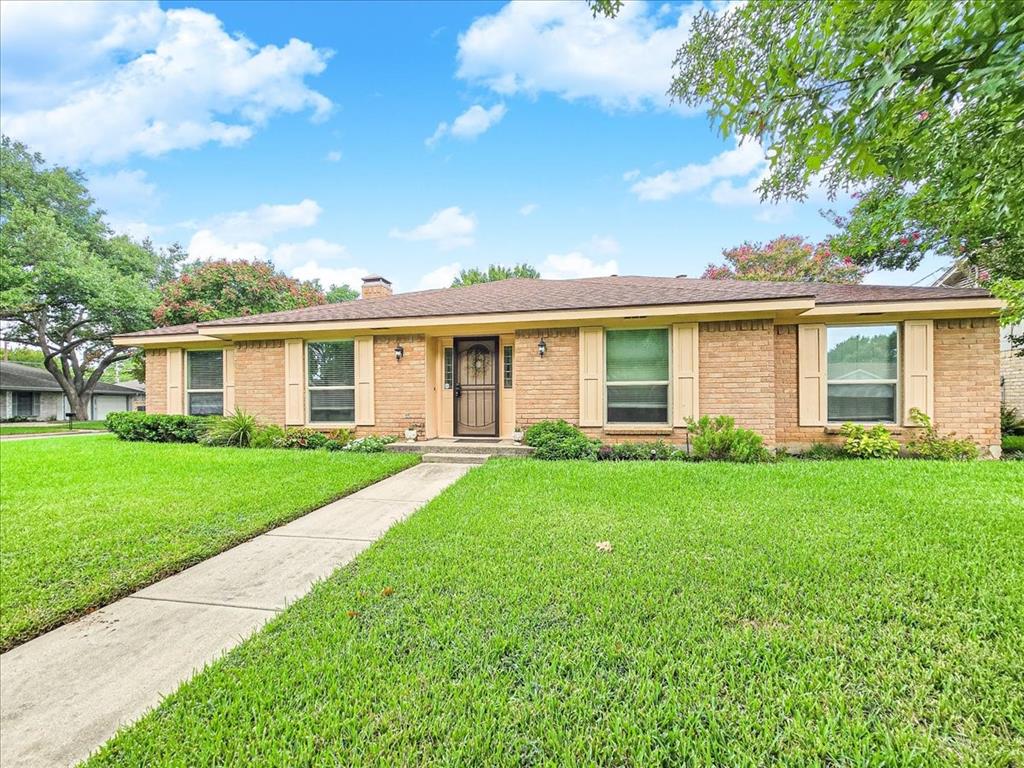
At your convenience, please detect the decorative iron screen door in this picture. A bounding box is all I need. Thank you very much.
[454,337,498,436]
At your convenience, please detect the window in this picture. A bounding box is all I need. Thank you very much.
[307,341,355,422]
[14,392,37,418]
[443,347,453,389]
[187,350,223,416]
[605,329,669,423]
[826,325,898,422]
[503,345,513,389]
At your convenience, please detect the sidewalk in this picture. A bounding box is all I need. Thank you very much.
[0,461,471,768]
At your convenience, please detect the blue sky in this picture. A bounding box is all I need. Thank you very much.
[0,0,948,293]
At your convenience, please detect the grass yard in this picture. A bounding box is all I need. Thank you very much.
[87,459,1023,766]
[0,420,107,436]
[0,435,418,649]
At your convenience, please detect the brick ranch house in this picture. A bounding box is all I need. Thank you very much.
[114,275,1005,456]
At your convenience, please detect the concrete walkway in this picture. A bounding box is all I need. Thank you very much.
[0,461,470,768]
[0,430,106,442]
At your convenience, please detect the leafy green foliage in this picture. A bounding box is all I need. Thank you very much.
[342,435,398,453]
[250,424,285,449]
[271,427,332,450]
[1002,435,1024,454]
[84,459,1024,765]
[0,137,180,416]
[1001,404,1024,436]
[153,259,325,326]
[600,2,1023,278]
[0,436,417,648]
[906,408,980,461]
[685,415,772,463]
[839,422,900,459]
[325,283,359,303]
[703,236,865,283]
[524,419,600,460]
[451,263,540,287]
[105,412,209,443]
[200,409,260,448]
[598,441,686,461]
[524,419,582,447]
[799,442,847,461]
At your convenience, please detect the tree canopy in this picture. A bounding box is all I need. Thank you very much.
[702,236,866,284]
[0,136,173,416]
[325,283,359,303]
[153,259,326,327]
[451,263,540,287]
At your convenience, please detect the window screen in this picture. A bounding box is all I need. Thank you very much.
[187,350,223,416]
[307,341,355,422]
[605,329,669,423]
[826,325,898,422]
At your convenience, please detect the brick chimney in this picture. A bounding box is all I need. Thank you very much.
[361,275,393,300]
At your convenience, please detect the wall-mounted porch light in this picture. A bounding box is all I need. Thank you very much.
[394,344,404,361]
[538,338,547,357]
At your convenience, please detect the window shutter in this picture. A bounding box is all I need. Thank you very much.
[223,347,236,415]
[902,319,934,424]
[671,323,699,426]
[355,335,375,426]
[166,348,184,414]
[798,324,827,426]
[579,327,604,427]
[284,339,305,425]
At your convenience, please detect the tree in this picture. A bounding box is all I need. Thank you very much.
[153,259,326,327]
[325,283,359,303]
[451,263,540,287]
[702,236,866,284]
[0,137,172,418]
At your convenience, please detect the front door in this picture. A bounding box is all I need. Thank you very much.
[454,337,498,436]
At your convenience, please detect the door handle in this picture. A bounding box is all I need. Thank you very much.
[454,384,462,398]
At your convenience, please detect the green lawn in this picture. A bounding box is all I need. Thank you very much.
[87,459,1023,766]
[0,420,107,435]
[0,435,418,649]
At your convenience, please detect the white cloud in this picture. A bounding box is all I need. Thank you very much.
[417,262,463,290]
[519,202,539,216]
[629,140,765,201]
[187,230,269,262]
[89,168,159,211]
[2,4,331,164]
[325,150,342,162]
[290,262,368,290]
[541,252,619,280]
[622,169,641,181]
[426,103,506,147]
[589,235,621,255]
[271,237,350,269]
[389,206,476,250]
[456,0,700,110]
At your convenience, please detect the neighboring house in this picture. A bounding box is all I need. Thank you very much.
[115,274,1004,455]
[0,361,139,421]
[116,379,148,412]
[934,261,1023,413]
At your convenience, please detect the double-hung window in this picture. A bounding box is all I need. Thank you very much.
[187,350,224,416]
[605,328,669,423]
[307,341,355,423]
[826,325,898,422]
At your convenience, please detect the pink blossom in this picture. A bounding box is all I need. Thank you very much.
[918,110,929,121]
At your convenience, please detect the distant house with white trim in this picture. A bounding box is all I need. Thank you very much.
[0,361,141,421]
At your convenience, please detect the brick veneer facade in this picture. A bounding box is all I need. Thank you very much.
[1004,347,1024,413]
[234,341,285,424]
[372,334,426,434]
[514,328,580,427]
[145,348,167,413]
[934,318,1000,448]
[700,320,776,446]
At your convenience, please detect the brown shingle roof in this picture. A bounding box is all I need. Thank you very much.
[118,276,992,338]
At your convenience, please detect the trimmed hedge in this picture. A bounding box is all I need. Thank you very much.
[106,412,210,443]
[1003,435,1024,454]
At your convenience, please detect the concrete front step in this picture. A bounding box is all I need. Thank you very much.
[389,441,533,457]
[421,452,490,464]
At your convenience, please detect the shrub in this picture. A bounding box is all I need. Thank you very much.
[1001,404,1024,436]
[272,427,331,450]
[599,441,686,461]
[839,422,900,459]
[250,424,285,449]
[201,409,260,448]
[685,415,771,463]
[906,408,979,461]
[524,420,583,448]
[325,428,354,451]
[106,412,209,443]
[342,435,397,453]
[1001,435,1024,454]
